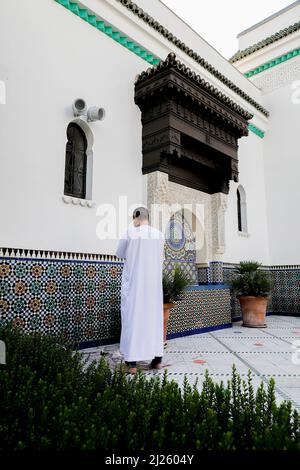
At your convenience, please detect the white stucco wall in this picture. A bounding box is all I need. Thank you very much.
[261,78,300,265]
[232,0,300,266]
[224,132,270,265]
[237,1,300,50]
[0,0,148,255]
[0,0,270,263]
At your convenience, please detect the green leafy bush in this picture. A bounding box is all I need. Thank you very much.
[163,264,190,304]
[230,261,273,298]
[0,326,300,450]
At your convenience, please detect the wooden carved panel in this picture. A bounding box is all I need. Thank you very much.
[135,53,251,195]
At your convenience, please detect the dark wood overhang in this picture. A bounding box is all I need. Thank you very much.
[134,53,253,195]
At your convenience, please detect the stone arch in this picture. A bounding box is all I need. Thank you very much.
[147,171,228,263]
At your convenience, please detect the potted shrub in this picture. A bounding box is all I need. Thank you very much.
[230,261,272,328]
[163,264,190,345]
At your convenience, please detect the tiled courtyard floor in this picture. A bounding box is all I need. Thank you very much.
[81,316,300,410]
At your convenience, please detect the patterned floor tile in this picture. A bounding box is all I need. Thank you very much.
[80,316,300,409]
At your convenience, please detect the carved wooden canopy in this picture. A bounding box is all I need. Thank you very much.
[135,53,253,195]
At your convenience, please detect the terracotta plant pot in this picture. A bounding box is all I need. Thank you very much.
[238,296,268,328]
[163,303,175,342]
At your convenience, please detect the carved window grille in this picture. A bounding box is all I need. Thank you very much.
[64,123,87,199]
[237,186,248,233]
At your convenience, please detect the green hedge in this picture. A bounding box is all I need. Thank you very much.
[0,326,300,450]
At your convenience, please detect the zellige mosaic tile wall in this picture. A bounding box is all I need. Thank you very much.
[0,253,122,347]
[167,286,232,338]
[0,247,232,348]
[223,263,300,320]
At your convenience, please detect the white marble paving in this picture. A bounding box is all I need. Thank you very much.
[80,316,300,409]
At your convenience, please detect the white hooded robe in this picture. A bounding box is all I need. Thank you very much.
[116,223,165,362]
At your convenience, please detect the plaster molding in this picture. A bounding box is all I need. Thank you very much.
[147,171,169,208]
[211,193,228,258]
[245,47,300,78]
[250,55,300,93]
[62,195,95,208]
[238,231,251,238]
[230,20,300,63]
[147,171,230,264]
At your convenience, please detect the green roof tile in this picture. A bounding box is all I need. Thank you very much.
[245,47,300,78]
[230,20,300,63]
[55,0,269,117]
[115,0,269,117]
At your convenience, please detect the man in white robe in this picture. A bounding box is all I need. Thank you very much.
[116,207,165,374]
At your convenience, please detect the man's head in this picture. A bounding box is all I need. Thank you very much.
[133,207,149,227]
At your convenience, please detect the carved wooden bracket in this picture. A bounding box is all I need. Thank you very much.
[135,53,252,195]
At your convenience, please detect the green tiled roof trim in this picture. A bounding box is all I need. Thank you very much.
[245,47,300,77]
[248,123,265,138]
[115,0,269,117]
[230,20,300,63]
[54,0,160,65]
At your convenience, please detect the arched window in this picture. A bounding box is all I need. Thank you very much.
[64,123,87,199]
[237,185,248,233]
[237,189,242,232]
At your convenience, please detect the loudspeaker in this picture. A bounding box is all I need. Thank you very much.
[87,106,105,122]
[72,98,87,117]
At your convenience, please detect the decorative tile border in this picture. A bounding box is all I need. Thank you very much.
[271,312,300,317]
[1,245,299,347]
[186,284,229,291]
[54,0,160,65]
[198,266,209,284]
[198,263,226,285]
[77,336,120,349]
[167,288,232,338]
[0,248,231,347]
[167,323,232,340]
[270,265,300,271]
[0,247,122,263]
[209,261,224,284]
[248,123,265,139]
[250,58,300,94]
[164,260,198,285]
[245,47,300,78]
